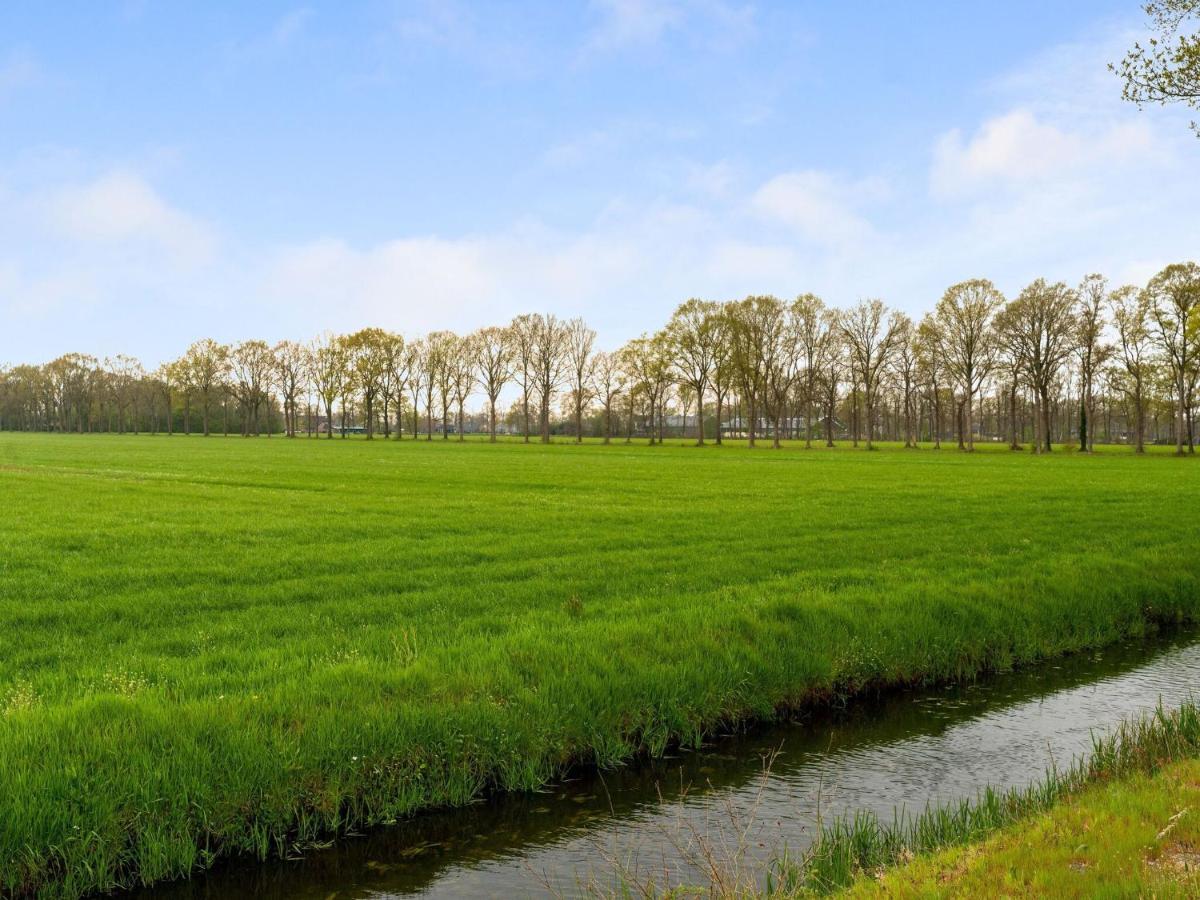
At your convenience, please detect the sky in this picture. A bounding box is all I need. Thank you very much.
[1,0,1197,367]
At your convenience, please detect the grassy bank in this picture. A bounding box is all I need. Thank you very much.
[821,702,1200,897]
[1,433,1198,897]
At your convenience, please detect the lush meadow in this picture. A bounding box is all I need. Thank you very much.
[1,433,1198,897]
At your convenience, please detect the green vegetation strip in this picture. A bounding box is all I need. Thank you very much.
[815,701,1200,898]
[1,434,1198,898]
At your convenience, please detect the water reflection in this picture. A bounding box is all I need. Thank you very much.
[134,628,1200,899]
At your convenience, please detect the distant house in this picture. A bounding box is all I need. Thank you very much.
[316,421,366,435]
[721,416,841,434]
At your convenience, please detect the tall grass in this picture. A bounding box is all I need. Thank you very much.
[0,433,1198,897]
[787,700,1200,894]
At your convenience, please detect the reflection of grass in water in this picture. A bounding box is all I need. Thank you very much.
[2,433,1200,898]
[796,700,1200,895]
[587,702,1200,896]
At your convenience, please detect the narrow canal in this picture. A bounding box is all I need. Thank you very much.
[135,627,1200,898]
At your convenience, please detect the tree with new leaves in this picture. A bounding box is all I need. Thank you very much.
[590,350,625,443]
[1109,284,1155,453]
[708,307,733,446]
[156,361,179,436]
[404,338,426,440]
[229,340,273,436]
[473,326,513,442]
[935,278,1004,451]
[621,335,671,443]
[105,355,144,434]
[422,331,455,440]
[758,297,801,449]
[1075,274,1114,453]
[1113,1,1200,135]
[181,339,229,437]
[565,318,596,443]
[386,333,411,439]
[309,332,346,439]
[448,334,475,441]
[344,328,392,439]
[838,299,904,450]
[915,316,946,448]
[728,296,776,447]
[376,331,405,439]
[665,298,720,445]
[995,280,1078,453]
[793,294,834,449]
[890,314,918,448]
[530,314,570,443]
[1146,261,1200,454]
[273,340,309,437]
[509,314,537,442]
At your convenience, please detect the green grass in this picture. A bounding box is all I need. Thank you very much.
[831,702,1200,898]
[787,700,1200,895]
[1,432,1198,898]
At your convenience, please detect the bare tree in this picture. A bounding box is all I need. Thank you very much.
[565,318,597,443]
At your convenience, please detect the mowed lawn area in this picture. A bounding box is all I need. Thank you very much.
[1,433,1198,897]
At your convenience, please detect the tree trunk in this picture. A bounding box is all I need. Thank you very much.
[965,389,974,451]
[1009,383,1020,450]
[1041,388,1053,453]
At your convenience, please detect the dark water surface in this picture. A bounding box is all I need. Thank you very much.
[135,628,1200,899]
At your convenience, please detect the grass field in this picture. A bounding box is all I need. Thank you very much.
[2,433,1199,898]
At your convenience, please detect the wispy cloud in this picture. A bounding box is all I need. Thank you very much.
[42,171,215,266]
[0,50,39,100]
[582,0,755,58]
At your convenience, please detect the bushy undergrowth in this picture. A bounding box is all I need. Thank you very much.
[1,433,1197,898]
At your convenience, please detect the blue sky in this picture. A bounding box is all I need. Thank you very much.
[2,1,1197,365]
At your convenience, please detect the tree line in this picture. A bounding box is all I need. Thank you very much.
[3,262,1200,454]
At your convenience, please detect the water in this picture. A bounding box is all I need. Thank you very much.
[135,628,1200,899]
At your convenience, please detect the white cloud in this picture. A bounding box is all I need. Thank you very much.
[931,108,1158,198]
[44,171,215,266]
[751,170,885,248]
